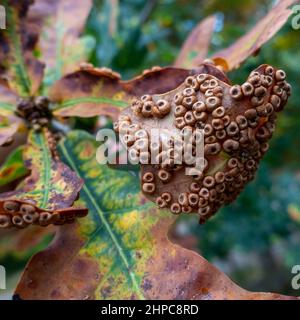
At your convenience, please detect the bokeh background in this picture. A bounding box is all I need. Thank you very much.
[1,0,300,298]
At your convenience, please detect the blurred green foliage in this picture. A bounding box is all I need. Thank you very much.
[85,0,300,295]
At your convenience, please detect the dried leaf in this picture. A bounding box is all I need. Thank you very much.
[0,116,20,147]
[0,128,86,228]
[50,65,229,119]
[0,82,21,147]
[288,204,300,224]
[0,226,55,261]
[28,0,94,84]
[0,0,35,61]
[175,16,216,68]
[108,0,119,37]
[118,64,291,222]
[212,0,297,70]
[212,57,229,72]
[0,146,28,187]
[0,81,18,117]
[0,0,44,96]
[14,131,298,300]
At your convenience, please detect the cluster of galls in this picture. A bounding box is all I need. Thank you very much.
[114,64,291,223]
[131,95,171,118]
[0,200,81,229]
[16,96,51,131]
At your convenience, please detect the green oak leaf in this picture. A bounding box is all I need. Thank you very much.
[1,0,44,96]
[14,131,298,300]
[0,146,28,187]
[0,128,83,211]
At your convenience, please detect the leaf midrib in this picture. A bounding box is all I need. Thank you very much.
[5,1,32,95]
[37,132,51,208]
[59,142,145,300]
